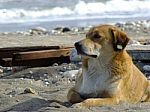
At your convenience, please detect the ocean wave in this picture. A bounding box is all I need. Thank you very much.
[0,0,150,23]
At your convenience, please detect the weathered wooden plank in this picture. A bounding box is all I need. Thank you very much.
[0,56,70,67]
[0,46,73,58]
[0,58,12,67]
[0,46,59,58]
[13,49,71,60]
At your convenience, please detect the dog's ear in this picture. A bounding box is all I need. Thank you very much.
[109,28,130,51]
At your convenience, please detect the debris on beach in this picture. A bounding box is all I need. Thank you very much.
[29,27,48,35]
[24,87,36,94]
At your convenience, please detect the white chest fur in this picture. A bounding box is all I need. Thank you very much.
[78,58,114,97]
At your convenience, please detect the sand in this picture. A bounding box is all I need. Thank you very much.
[0,21,150,112]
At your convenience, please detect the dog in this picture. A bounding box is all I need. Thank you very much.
[67,24,150,108]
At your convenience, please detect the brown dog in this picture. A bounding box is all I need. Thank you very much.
[67,25,150,108]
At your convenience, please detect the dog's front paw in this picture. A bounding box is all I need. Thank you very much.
[71,102,90,109]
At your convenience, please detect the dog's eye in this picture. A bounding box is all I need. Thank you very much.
[93,31,101,39]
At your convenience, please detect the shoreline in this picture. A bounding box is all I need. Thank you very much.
[0,20,150,49]
[0,18,150,33]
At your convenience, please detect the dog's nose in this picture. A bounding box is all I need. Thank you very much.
[74,42,82,49]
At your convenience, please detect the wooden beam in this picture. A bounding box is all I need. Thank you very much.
[0,46,59,58]
[13,49,71,60]
[0,56,70,67]
[0,46,73,58]
[0,58,12,67]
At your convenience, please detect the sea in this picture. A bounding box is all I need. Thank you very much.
[0,0,150,32]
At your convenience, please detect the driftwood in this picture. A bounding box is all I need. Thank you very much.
[0,46,72,67]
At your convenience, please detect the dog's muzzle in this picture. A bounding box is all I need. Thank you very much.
[74,42,98,58]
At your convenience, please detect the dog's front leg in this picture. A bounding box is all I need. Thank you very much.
[67,87,84,104]
[73,97,119,108]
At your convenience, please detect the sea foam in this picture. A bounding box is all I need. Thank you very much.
[0,0,150,23]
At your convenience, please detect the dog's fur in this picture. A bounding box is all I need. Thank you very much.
[67,25,150,108]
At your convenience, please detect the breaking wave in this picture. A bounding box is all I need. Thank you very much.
[0,0,150,23]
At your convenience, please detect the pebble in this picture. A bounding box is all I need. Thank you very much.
[128,40,141,45]
[29,27,48,35]
[29,71,33,74]
[44,81,50,85]
[52,27,71,34]
[62,27,71,32]
[0,69,3,74]
[62,70,80,79]
[24,87,36,94]
[143,65,150,72]
[70,48,81,62]
[115,22,124,27]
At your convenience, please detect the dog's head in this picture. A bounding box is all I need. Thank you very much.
[75,25,130,59]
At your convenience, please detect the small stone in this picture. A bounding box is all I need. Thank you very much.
[20,78,24,80]
[70,48,81,62]
[43,73,48,77]
[62,70,79,79]
[62,27,71,32]
[125,22,134,26]
[128,40,141,45]
[24,87,36,94]
[115,22,124,27]
[143,65,150,72]
[23,31,31,35]
[0,69,3,74]
[30,27,48,35]
[44,81,50,85]
[29,71,33,74]
[53,63,58,66]
[53,27,71,33]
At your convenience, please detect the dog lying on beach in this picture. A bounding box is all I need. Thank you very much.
[67,24,150,108]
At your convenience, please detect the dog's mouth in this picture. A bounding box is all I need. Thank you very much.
[75,48,98,58]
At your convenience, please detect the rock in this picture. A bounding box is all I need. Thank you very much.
[24,87,36,94]
[115,22,124,28]
[29,27,48,35]
[29,70,33,74]
[62,70,80,79]
[23,31,31,35]
[52,27,71,33]
[70,48,81,62]
[128,40,141,45]
[143,65,150,72]
[0,69,3,74]
[125,22,134,26]
[52,63,59,66]
[72,27,85,32]
[62,27,71,32]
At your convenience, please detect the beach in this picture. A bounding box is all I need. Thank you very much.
[0,19,150,111]
[0,0,150,111]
